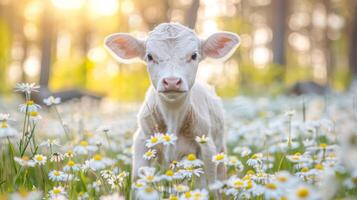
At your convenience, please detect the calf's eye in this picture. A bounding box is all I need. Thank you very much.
[191,52,197,60]
[147,54,153,61]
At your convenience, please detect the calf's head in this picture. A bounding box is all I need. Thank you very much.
[105,23,240,101]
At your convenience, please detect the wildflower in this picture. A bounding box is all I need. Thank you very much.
[64,150,75,158]
[161,133,177,145]
[132,180,146,189]
[136,186,159,200]
[99,193,124,200]
[43,96,61,106]
[14,156,36,167]
[83,154,115,171]
[145,133,162,148]
[286,152,312,163]
[50,152,65,162]
[180,189,209,200]
[212,153,228,165]
[143,149,157,160]
[73,140,98,155]
[49,186,66,198]
[173,184,189,193]
[233,146,252,157]
[161,169,182,181]
[15,83,40,94]
[63,160,81,172]
[28,111,42,122]
[195,135,209,144]
[228,156,244,171]
[138,166,160,183]
[40,139,61,148]
[246,153,263,168]
[261,182,284,200]
[0,114,18,138]
[288,185,321,200]
[179,154,204,168]
[19,100,41,113]
[49,170,66,182]
[10,188,42,200]
[178,166,204,178]
[33,154,47,165]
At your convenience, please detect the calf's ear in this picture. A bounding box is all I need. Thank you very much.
[104,33,145,63]
[202,32,240,60]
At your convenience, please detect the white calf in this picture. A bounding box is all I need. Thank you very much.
[105,23,240,188]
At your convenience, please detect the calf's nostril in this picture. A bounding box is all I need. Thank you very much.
[176,78,182,86]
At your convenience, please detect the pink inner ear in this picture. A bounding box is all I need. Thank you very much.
[114,38,138,58]
[205,36,232,57]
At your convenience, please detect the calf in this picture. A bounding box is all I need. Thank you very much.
[105,23,240,188]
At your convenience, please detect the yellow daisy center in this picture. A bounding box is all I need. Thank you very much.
[80,141,88,146]
[54,171,60,176]
[234,180,244,188]
[145,151,153,157]
[53,188,62,195]
[19,188,29,197]
[245,180,253,189]
[67,160,75,166]
[145,187,154,193]
[30,111,38,117]
[301,167,309,172]
[146,175,154,182]
[251,154,258,159]
[150,137,158,144]
[296,187,309,198]
[169,195,179,200]
[187,154,197,161]
[163,134,171,141]
[22,156,30,161]
[184,192,192,198]
[26,100,34,105]
[35,156,43,161]
[319,143,328,148]
[165,170,174,176]
[215,154,225,161]
[315,164,324,170]
[1,121,7,128]
[93,154,102,161]
[265,183,277,190]
[277,176,288,182]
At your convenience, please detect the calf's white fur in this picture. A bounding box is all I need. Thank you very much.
[105,23,240,188]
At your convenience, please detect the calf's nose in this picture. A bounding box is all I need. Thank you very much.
[163,77,182,91]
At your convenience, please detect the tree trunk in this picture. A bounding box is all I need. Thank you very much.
[349,3,357,76]
[272,0,288,66]
[39,1,53,87]
[184,0,200,29]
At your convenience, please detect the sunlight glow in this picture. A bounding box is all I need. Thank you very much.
[24,55,40,77]
[89,0,119,16]
[51,0,85,10]
[251,46,271,66]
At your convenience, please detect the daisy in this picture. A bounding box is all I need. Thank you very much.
[180,189,209,200]
[145,133,162,148]
[50,152,65,162]
[132,180,146,190]
[261,182,284,200]
[14,156,36,167]
[49,170,67,182]
[160,169,183,181]
[43,96,61,106]
[195,135,209,144]
[161,133,177,145]
[40,139,61,148]
[73,140,98,155]
[64,150,75,158]
[83,154,115,171]
[15,83,40,95]
[178,167,204,178]
[173,184,189,193]
[33,154,47,165]
[18,100,41,113]
[143,149,157,160]
[63,160,81,172]
[49,186,66,198]
[233,146,252,157]
[28,111,42,122]
[136,186,159,200]
[179,154,204,168]
[288,185,321,200]
[10,189,42,200]
[138,166,160,183]
[0,115,18,138]
[228,156,244,171]
[212,153,228,165]
[246,153,263,168]
[99,193,124,200]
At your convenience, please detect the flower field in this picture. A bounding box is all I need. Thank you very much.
[1,83,357,200]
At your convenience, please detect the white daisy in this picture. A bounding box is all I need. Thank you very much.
[73,140,98,155]
[143,149,157,160]
[18,100,41,113]
[137,166,160,183]
[145,133,162,148]
[43,96,61,106]
[179,154,204,168]
[161,133,177,145]
[195,135,209,144]
[63,160,81,172]
[14,156,36,167]
[33,154,47,165]
[136,186,159,200]
[212,153,229,165]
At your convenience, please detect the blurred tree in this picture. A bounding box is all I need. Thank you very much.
[184,0,200,29]
[272,0,288,66]
[349,1,357,76]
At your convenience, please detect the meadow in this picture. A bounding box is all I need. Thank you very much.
[0,82,356,200]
